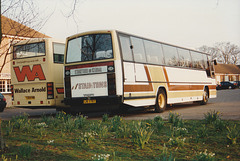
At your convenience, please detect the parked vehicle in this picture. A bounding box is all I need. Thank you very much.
[0,93,7,112]
[233,81,240,88]
[217,81,236,90]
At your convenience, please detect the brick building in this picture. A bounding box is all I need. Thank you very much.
[214,64,240,84]
[0,15,50,107]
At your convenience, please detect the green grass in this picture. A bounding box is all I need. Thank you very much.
[0,111,239,161]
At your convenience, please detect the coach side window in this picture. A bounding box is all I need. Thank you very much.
[191,51,205,69]
[130,37,147,63]
[177,48,192,67]
[144,40,165,65]
[162,44,179,66]
[53,43,65,64]
[202,54,208,69]
[119,35,133,61]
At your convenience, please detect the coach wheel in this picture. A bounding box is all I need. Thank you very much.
[155,89,167,113]
[200,88,209,105]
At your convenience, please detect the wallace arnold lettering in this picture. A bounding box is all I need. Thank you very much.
[14,87,46,93]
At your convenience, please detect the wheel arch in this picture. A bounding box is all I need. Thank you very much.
[204,86,210,98]
[156,86,168,103]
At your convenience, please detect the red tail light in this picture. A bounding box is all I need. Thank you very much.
[47,82,54,99]
[3,98,6,102]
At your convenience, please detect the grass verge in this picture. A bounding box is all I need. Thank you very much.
[0,111,239,161]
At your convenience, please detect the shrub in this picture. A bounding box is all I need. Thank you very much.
[111,115,123,132]
[115,122,131,138]
[204,110,220,124]
[11,113,29,130]
[196,125,208,142]
[56,111,72,123]
[64,118,76,132]
[153,116,165,132]
[168,112,184,127]
[154,116,163,122]
[90,122,108,139]
[102,113,109,122]
[131,121,154,149]
[226,124,239,145]
[75,115,87,129]
[5,121,14,136]
[212,119,225,131]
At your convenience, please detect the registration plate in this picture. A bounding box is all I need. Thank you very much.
[25,96,35,100]
[83,99,96,104]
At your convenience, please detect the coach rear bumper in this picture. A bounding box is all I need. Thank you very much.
[64,95,122,106]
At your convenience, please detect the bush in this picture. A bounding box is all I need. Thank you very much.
[10,114,29,130]
[90,122,108,139]
[102,114,109,122]
[168,112,184,127]
[226,124,239,145]
[115,122,131,139]
[131,121,154,149]
[153,116,165,132]
[74,115,87,129]
[111,115,123,132]
[204,110,220,124]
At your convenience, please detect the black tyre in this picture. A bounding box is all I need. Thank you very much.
[0,107,4,112]
[155,89,167,113]
[200,88,209,105]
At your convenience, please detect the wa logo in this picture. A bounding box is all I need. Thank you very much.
[14,64,46,82]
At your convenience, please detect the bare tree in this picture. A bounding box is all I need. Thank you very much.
[0,0,48,74]
[198,45,218,62]
[0,0,48,152]
[215,42,240,64]
[199,42,240,65]
[0,0,84,152]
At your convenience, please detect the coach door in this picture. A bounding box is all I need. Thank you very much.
[119,34,149,82]
[119,35,135,83]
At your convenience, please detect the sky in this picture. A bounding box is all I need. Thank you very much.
[37,0,240,50]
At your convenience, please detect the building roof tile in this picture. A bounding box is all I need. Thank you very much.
[214,64,240,74]
[1,15,50,38]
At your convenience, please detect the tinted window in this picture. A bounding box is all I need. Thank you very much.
[130,37,146,63]
[144,40,165,65]
[53,43,65,64]
[177,48,192,67]
[13,42,45,59]
[191,51,205,69]
[119,35,133,61]
[162,44,179,66]
[66,34,113,63]
[202,54,208,69]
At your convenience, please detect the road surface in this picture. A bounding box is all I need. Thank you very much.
[0,89,240,120]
